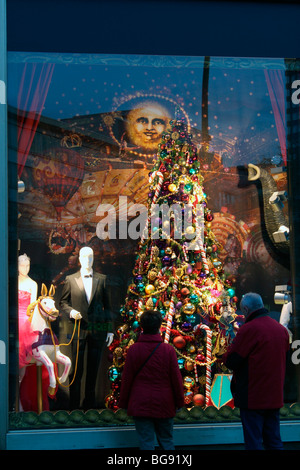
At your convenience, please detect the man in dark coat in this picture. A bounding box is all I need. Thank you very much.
[119,310,184,450]
[59,246,114,410]
[223,292,290,450]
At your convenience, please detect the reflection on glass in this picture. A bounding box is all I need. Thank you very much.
[7,53,295,425]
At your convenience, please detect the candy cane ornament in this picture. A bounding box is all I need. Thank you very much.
[198,238,209,274]
[164,280,178,343]
[150,171,164,203]
[141,171,164,243]
[195,323,212,406]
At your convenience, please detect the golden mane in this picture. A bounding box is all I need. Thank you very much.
[26,300,38,323]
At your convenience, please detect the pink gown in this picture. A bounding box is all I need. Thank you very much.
[18,290,36,368]
[18,290,50,411]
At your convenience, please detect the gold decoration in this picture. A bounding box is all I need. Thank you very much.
[183,376,195,389]
[173,345,217,367]
[151,246,160,261]
[145,284,155,295]
[185,225,196,235]
[187,344,196,354]
[168,183,177,193]
[175,267,185,278]
[148,269,158,281]
[113,347,123,359]
[60,134,82,149]
[184,360,194,371]
[182,303,196,315]
[146,298,154,309]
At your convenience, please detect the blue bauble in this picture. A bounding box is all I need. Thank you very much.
[178,358,185,369]
[137,282,145,292]
[190,294,199,304]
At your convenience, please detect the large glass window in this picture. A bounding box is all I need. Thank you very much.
[7,52,297,429]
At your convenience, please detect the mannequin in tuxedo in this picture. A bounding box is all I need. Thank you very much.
[59,246,114,410]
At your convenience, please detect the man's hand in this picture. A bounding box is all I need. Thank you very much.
[70,309,82,320]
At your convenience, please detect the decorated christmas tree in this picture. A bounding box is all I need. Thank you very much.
[107,110,241,410]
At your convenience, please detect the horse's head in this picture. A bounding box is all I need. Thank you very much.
[37,284,59,322]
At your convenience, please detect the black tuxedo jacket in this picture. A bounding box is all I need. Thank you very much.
[59,271,113,333]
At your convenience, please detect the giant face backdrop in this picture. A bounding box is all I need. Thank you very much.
[8,53,289,314]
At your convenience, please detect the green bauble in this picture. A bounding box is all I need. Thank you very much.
[108,366,120,382]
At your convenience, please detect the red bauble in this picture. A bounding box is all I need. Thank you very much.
[173,336,186,349]
[184,391,193,405]
[205,212,214,222]
[181,287,190,296]
[195,353,206,362]
[193,394,205,407]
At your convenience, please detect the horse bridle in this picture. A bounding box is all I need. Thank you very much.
[37,297,59,322]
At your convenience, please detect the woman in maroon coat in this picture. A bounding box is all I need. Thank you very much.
[119,310,184,450]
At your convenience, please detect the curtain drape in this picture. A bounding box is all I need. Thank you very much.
[17,63,54,177]
[264,69,287,166]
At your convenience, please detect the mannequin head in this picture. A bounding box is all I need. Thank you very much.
[79,247,94,271]
[18,254,30,277]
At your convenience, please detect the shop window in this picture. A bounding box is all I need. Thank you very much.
[7,52,298,429]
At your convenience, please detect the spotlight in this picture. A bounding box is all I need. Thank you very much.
[274,285,292,304]
[269,191,287,212]
[272,225,289,243]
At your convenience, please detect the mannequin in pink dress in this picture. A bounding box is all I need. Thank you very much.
[18,254,50,412]
[18,254,38,371]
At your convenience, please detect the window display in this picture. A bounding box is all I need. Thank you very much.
[7,52,297,429]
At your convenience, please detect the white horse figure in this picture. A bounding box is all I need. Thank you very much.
[26,284,72,397]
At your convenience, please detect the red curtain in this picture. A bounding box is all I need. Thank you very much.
[17,63,55,177]
[264,69,287,166]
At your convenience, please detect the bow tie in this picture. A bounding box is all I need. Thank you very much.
[84,274,93,278]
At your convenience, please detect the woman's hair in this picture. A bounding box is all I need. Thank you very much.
[18,253,30,264]
[240,292,264,314]
[140,310,162,334]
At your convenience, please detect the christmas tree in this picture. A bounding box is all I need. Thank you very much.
[107,110,241,410]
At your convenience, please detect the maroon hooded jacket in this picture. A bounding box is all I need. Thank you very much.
[118,333,184,418]
[223,308,290,409]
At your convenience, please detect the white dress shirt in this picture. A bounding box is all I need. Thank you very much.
[81,268,93,304]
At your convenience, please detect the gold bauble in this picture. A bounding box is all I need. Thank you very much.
[183,303,196,315]
[187,344,196,354]
[145,284,155,295]
[113,347,123,359]
[146,298,154,309]
[183,376,195,389]
[148,270,158,281]
[168,183,177,193]
[185,226,195,235]
[184,360,194,372]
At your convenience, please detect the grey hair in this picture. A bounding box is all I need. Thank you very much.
[240,292,264,314]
